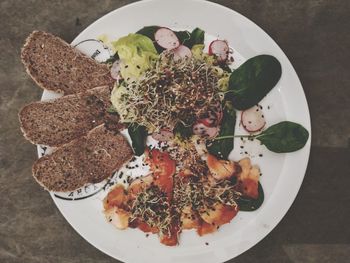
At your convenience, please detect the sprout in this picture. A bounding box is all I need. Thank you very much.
[114,53,222,132]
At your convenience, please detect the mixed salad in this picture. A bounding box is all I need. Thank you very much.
[101,26,309,246]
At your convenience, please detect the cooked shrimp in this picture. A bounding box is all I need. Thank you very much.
[206,154,238,180]
[181,205,199,230]
[104,207,130,230]
[237,157,260,199]
[128,175,153,199]
[103,184,128,210]
[199,202,238,226]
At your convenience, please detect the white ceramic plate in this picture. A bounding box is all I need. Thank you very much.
[38,0,311,262]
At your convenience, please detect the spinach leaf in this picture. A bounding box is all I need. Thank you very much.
[136,26,204,52]
[136,26,163,54]
[175,30,191,45]
[207,103,236,159]
[128,123,148,156]
[237,182,264,211]
[136,25,159,40]
[136,26,191,53]
[173,122,193,139]
[256,121,309,153]
[227,55,282,110]
[183,27,205,48]
[218,62,232,73]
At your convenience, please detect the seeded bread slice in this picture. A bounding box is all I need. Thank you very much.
[19,86,120,147]
[32,124,133,192]
[21,31,114,95]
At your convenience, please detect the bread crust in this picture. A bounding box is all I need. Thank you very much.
[32,124,133,192]
[18,86,119,147]
[21,31,114,94]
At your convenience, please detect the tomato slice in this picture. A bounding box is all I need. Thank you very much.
[145,148,176,197]
[197,220,217,236]
[145,149,180,245]
[160,224,180,246]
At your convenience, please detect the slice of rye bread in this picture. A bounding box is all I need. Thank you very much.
[21,31,114,95]
[32,124,133,192]
[19,86,121,147]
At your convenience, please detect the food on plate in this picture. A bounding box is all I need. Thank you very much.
[103,147,245,245]
[225,55,282,110]
[19,86,119,147]
[21,31,114,95]
[100,25,309,245]
[241,105,266,133]
[19,25,309,246]
[208,40,229,62]
[32,124,133,192]
[20,31,131,193]
[109,33,159,82]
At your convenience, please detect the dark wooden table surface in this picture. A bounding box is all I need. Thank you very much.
[1,0,349,262]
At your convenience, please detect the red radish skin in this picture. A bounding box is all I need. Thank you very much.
[155,28,180,50]
[198,110,217,127]
[209,40,229,61]
[198,118,214,127]
[193,123,219,138]
[241,105,266,133]
[172,45,192,61]
[152,129,174,142]
[198,104,223,127]
[110,60,121,80]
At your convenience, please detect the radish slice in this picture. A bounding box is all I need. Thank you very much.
[209,40,229,61]
[155,27,180,50]
[198,104,223,127]
[241,105,266,133]
[152,129,174,142]
[198,118,215,127]
[110,60,121,80]
[198,111,217,127]
[193,123,219,138]
[172,45,192,61]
